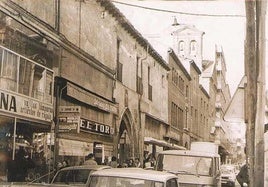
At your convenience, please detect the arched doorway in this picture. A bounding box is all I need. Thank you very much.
[117,108,134,166]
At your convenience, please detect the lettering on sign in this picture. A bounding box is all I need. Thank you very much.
[0,92,17,112]
[58,106,81,132]
[0,90,53,122]
[80,118,113,135]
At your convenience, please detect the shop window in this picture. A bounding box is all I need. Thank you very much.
[0,116,53,182]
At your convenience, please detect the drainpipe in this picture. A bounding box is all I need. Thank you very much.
[55,0,60,33]
[137,44,149,162]
[53,79,67,168]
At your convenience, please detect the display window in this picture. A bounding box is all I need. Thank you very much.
[0,115,53,182]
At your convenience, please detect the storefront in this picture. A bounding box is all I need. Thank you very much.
[0,45,54,182]
[55,80,118,166]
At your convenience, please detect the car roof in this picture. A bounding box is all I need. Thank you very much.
[90,168,178,182]
[158,149,220,157]
[58,165,111,171]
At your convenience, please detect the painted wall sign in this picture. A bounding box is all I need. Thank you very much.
[0,89,53,122]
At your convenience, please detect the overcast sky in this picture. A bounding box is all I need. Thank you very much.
[113,0,246,96]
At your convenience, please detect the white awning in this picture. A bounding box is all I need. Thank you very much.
[144,137,186,150]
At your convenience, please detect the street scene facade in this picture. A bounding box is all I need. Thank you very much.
[0,0,252,185]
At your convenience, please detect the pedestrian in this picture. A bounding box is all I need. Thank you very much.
[62,160,69,167]
[13,147,35,182]
[236,147,249,187]
[56,162,64,171]
[127,158,135,167]
[84,153,97,165]
[144,153,155,168]
[109,156,118,168]
[134,157,141,168]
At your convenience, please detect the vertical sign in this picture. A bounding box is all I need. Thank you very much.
[58,106,81,133]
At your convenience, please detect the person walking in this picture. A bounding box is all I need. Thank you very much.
[236,164,249,187]
[236,147,249,187]
[109,156,118,168]
[84,153,97,165]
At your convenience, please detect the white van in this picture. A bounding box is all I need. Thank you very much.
[155,142,221,187]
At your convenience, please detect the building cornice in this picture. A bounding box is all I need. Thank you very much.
[99,0,170,71]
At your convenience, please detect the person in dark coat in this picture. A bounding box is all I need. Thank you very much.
[236,147,249,187]
[13,147,35,182]
[236,164,249,187]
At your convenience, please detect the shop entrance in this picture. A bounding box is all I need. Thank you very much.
[118,109,133,167]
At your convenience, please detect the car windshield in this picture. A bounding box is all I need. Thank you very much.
[156,154,212,176]
[88,176,164,187]
[52,169,91,184]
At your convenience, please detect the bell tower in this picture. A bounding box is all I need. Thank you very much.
[170,18,205,69]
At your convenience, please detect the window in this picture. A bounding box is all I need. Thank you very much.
[53,169,90,184]
[136,56,143,94]
[186,85,189,97]
[116,38,122,82]
[148,66,152,101]
[166,178,178,187]
[179,41,185,55]
[190,40,197,55]
[171,102,184,129]
[0,50,18,92]
[178,76,184,93]
[0,45,54,103]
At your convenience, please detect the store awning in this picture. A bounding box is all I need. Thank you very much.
[144,137,186,150]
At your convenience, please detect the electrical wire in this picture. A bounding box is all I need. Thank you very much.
[112,0,245,18]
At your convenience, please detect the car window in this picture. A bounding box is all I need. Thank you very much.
[89,176,164,187]
[166,178,178,187]
[157,154,212,176]
[53,169,90,184]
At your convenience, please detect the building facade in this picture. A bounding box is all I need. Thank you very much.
[0,0,175,181]
[166,21,232,160]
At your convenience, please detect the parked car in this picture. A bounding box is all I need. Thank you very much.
[88,167,180,187]
[51,164,111,185]
[221,164,236,187]
[1,165,111,187]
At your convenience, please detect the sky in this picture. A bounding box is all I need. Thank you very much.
[112,0,246,96]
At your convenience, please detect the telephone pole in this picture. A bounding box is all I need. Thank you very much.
[245,1,266,186]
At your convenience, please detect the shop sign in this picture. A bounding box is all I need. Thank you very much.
[59,138,92,156]
[58,106,81,132]
[80,118,114,135]
[67,82,118,115]
[0,89,53,122]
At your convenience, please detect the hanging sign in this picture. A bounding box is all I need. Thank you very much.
[58,106,81,132]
